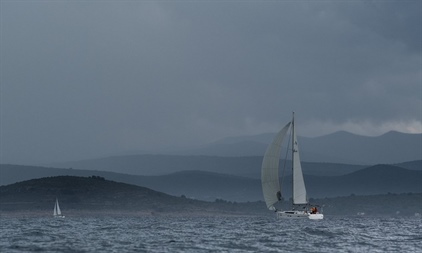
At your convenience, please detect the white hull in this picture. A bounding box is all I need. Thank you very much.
[308,213,324,220]
[277,211,324,220]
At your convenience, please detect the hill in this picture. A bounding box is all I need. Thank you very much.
[0,176,265,216]
[0,164,263,202]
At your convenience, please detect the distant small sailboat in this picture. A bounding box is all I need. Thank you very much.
[53,198,65,218]
[261,112,323,220]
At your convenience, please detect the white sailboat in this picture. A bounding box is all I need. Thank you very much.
[261,112,323,220]
[53,198,65,218]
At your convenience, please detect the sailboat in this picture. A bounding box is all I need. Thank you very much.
[53,198,65,218]
[261,112,323,220]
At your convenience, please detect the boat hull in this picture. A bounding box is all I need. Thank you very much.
[308,213,323,220]
[276,211,323,220]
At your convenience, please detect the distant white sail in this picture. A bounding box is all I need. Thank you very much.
[292,119,307,204]
[261,122,291,210]
[53,199,57,216]
[54,198,62,216]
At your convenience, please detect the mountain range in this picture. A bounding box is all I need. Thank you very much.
[168,131,421,165]
[46,131,419,168]
[1,161,421,202]
[1,130,420,204]
[1,175,421,217]
[1,128,420,218]
[50,155,368,178]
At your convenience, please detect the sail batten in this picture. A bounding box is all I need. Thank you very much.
[261,122,291,210]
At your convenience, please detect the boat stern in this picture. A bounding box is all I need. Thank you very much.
[308,213,324,220]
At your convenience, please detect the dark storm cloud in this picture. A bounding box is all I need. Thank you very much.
[1,1,420,164]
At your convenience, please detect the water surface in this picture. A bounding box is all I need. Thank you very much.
[1,215,421,252]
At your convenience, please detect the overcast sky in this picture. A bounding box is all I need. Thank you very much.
[1,1,421,164]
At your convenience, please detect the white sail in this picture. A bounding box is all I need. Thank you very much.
[53,200,57,216]
[54,198,62,216]
[292,118,308,205]
[261,122,291,210]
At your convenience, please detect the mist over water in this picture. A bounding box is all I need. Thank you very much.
[1,216,420,252]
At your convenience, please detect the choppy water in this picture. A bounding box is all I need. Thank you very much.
[0,215,421,252]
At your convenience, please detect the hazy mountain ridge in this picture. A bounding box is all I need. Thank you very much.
[166,131,421,164]
[50,155,367,178]
[1,163,420,202]
[300,131,422,164]
[303,165,422,198]
[394,160,422,171]
[49,155,421,180]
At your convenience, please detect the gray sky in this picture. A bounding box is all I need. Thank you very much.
[1,1,421,164]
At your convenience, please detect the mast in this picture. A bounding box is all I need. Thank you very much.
[291,112,295,206]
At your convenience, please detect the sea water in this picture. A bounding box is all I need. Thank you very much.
[0,215,421,252]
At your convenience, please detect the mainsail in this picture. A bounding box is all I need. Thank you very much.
[261,122,291,210]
